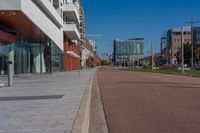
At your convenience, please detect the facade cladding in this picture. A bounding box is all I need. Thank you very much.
[0,0,93,75]
[113,38,144,65]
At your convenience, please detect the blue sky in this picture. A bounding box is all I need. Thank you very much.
[81,0,200,56]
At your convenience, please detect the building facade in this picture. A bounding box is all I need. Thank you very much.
[113,38,144,66]
[194,27,200,46]
[160,36,169,64]
[81,38,97,68]
[0,0,82,75]
[160,27,192,65]
[193,27,200,65]
[78,7,97,68]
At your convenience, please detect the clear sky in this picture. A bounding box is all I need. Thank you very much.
[81,0,200,56]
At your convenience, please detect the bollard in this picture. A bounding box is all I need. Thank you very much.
[8,61,13,86]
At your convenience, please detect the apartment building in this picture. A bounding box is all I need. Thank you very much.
[0,0,82,74]
[81,38,97,68]
[79,7,98,68]
[113,38,144,66]
[161,27,191,65]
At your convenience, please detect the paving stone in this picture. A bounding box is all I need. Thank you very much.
[0,69,94,133]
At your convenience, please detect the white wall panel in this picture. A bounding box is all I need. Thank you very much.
[0,0,21,10]
[21,0,63,50]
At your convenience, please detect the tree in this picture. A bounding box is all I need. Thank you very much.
[176,42,191,65]
[184,42,192,65]
[195,47,200,65]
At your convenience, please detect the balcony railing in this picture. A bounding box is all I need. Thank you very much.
[63,22,80,40]
[62,2,80,23]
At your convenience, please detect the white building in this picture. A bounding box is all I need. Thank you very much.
[81,39,96,68]
[0,0,82,74]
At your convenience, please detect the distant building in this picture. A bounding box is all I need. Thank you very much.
[194,27,200,46]
[193,27,200,65]
[160,31,169,64]
[81,38,97,68]
[113,38,144,66]
[160,27,192,65]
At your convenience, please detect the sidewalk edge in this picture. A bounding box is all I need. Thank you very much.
[71,70,95,133]
[88,69,109,133]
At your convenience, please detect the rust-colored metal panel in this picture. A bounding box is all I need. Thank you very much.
[0,11,48,41]
[0,30,16,43]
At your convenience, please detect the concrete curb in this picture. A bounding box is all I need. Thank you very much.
[89,71,109,133]
[71,71,95,133]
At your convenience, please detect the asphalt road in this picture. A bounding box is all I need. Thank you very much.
[97,67,200,133]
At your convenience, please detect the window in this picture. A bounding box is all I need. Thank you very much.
[184,39,187,42]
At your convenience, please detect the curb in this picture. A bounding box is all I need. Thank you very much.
[89,72,109,133]
[71,71,94,133]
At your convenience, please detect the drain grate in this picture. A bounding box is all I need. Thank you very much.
[0,95,64,101]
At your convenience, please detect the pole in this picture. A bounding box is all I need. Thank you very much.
[137,44,139,70]
[124,44,125,67]
[191,18,194,69]
[8,47,13,87]
[151,41,154,71]
[187,17,199,69]
[181,27,185,74]
[79,41,82,78]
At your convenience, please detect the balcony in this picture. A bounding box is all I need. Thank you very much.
[0,0,63,50]
[62,2,80,24]
[35,0,63,27]
[63,22,80,40]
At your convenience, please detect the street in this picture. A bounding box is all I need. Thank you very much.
[97,67,200,133]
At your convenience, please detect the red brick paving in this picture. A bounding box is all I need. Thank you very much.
[97,67,200,133]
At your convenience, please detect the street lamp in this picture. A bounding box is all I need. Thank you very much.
[123,43,126,67]
[137,43,139,70]
[187,18,200,68]
[181,27,185,74]
[151,41,154,71]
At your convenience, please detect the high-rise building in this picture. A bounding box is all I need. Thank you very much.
[0,0,83,74]
[113,38,144,66]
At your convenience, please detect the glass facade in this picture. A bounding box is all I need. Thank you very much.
[195,27,200,45]
[0,40,63,75]
[113,38,144,63]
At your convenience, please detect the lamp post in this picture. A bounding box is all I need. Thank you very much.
[151,41,154,71]
[79,41,81,78]
[187,18,200,68]
[123,44,126,67]
[137,43,139,70]
[181,27,185,74]
[191,26,194,69]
